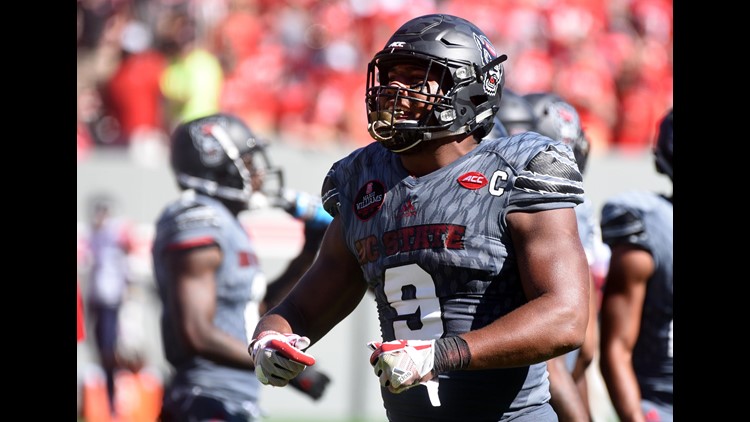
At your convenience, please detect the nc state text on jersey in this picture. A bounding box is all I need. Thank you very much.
[355,224,466,264]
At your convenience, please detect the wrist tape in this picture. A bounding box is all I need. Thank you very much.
[433,336,471,374]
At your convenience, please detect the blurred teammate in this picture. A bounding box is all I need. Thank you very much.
[248,14,590,421]
[488,88,537,138]
[598,109,673,421]
[152,113,329,421]
[524,92,599,422]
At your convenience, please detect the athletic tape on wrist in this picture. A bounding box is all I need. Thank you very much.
[433,336,471,374]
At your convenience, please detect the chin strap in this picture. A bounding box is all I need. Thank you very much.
[367,111,395,142]
[422,126,469,141]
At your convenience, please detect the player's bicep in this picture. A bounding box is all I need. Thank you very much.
[508,207,588,302]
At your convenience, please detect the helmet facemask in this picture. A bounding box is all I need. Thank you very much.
[243,141,285,200]
[366,55,453,152]
[366,52,505,153]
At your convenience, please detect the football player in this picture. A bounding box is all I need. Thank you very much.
[152,113,330,421]
[248,14,590,421]
[598,109,673,422]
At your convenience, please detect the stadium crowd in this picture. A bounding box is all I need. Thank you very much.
[77,0,672,163]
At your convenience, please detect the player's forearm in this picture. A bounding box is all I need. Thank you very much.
[255,291,330,346]
[263,253,314,310]
[547,356,590,422]
[574,375,590,417]
[461,296,586,369]
[274,248,369,345]
[572,276,599,379]
[600,354,644,422]
[190,328,256,369]
[609,381,646,422]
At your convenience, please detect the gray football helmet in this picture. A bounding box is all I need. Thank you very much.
[170,113,283,208]
[366,14,507,152]
[524,92,590,173]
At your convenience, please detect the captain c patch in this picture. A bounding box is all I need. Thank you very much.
[457,171,488,190]
[354,180,385,221]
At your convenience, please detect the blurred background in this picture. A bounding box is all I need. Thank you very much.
[76,0,672,421]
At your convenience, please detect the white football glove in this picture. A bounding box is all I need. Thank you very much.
[249,330,316,387]
[368,339,437,394]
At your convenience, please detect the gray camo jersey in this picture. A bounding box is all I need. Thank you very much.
[322,133,584,421]
[600,190,673,405]
[152,191,262,412]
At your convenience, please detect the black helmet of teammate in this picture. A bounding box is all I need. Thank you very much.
[654,108,673,181]
[524,92,590,174]
[366,14,507,152]
[170,113,282,208]
[496,89,535,136]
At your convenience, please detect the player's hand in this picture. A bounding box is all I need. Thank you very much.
[271,189,332,230]
[268,188,298,214]
[249,330,315,387]
[289,365,331,401]
[367,339,436,394]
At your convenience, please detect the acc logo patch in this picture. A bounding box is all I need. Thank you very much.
[354,180,385,221]
[457,171,488,190]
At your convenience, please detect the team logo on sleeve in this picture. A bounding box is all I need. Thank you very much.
[457,171,488,190]
[354,180,385,221]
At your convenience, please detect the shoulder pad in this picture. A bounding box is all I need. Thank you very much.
[525,144,583,182]
[174,204,221,231]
